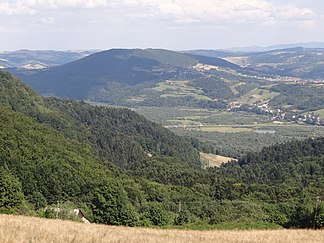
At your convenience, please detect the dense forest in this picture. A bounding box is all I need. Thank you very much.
[1,70,324,229]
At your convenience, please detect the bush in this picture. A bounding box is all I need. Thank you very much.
[91,179,139,226]
[0,167,25,211]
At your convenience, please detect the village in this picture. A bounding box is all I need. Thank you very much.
[229,101,324,126]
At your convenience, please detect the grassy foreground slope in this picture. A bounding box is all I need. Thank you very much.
[1,214,324,243]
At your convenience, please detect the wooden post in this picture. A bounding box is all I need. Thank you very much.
[56,201,60,219]
[178,201,182,213]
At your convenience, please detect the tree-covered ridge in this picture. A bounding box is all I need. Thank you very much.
[10,48,240,102]
[241,48,324,79]
[0,70,200,170]
[44,98,200,168]
[2,69,324,229]
[0,70,47,116]
[0,105,109,205]
[227,138,324,185]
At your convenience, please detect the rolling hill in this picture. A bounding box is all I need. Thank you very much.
[8,48,324,118]
[0,49,96,70]
[196,47,324,79]
[0,70,204,226]
[11,49,243,103]
[186,47,324,79]
[1,70,324,229]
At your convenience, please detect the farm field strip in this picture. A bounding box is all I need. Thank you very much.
[200,152,235,168]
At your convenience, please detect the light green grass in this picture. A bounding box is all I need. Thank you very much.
[127,96,146,102]
[237,88,280,104]
[230,82,245,95]
[153,80,212,100]
[314,109,324,118]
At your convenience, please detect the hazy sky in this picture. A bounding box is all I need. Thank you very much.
[1,0,324,51]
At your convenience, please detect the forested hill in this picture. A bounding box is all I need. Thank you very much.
[11,48,240,100]
[217,137,324,185]
[0,69,204,225]
[44,98,200,168]
[2,69,324,229]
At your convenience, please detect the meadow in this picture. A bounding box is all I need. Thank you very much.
[135,106,324,157]
[1,214,324,243]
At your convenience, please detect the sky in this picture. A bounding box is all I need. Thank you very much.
[1,0,324,51]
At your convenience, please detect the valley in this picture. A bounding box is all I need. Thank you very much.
[2,0,324,239]
[134,106,324,157]
[10,48,324,126]
[1,46,324,232]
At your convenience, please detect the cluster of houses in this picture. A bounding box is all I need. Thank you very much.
[229,102,324,126]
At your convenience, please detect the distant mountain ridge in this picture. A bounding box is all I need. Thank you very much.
[7,47,324,114]
[228,42,324,52]
[0,49,98,69]
[11,48,241,102]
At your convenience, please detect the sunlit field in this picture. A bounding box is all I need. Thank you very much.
[1,214,324,243]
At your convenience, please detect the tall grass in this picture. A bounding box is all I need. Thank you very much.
[1,214,324,243]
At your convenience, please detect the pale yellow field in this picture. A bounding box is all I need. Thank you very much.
[200,152,235,168]
[1,214,324,243]
[194,125,252,133]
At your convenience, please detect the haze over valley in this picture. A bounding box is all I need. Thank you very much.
[1,0,324,241]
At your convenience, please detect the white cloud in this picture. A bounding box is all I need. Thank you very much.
[5,0,317,25]
[299,20,316,29]
[274,5,315,20]
[108,0,316,25]
[21,0,108,9]
[40,17,56,25]
[0,2,37,15]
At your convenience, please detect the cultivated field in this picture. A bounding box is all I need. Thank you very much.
[200,152,235,168]
[1,214,324,243]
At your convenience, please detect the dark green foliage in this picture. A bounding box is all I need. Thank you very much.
[10,48,253,108]
[0,166,25,212]
[174,211,190,225]
[44,98,200,169]
[91,180,139,226]
[144,202,171,226]
[12,49,196,100]
[0,105,107,204]
[2,69,324,229]
[189,77,234,100]
[315,202,324,228]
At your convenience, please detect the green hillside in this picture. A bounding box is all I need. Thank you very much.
[2,70,324,229]
[232,47,324,79]
[11,49,242,105]
[9,48,324,115]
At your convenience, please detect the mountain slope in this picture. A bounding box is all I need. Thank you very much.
[224,47,324,79]
[11,49,241,102]
[0,49,96,69]
[0,70,200,170]
[2,70,324,229]
[0,69,206,225]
